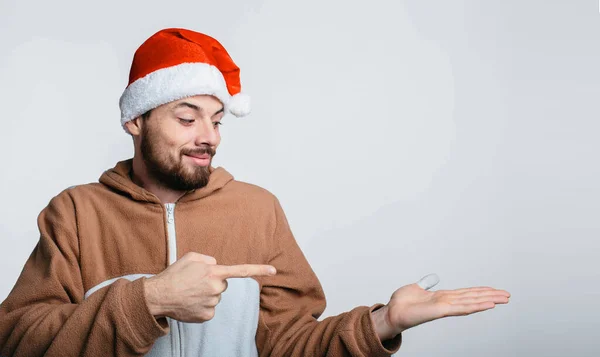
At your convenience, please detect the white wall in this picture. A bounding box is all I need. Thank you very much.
[1,1,598,356]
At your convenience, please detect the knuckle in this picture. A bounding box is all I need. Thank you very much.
[205,265,217,276]
[181,252,193,261]
[210,280,223,293]
[202,309,215,321]
[193,261,208,274]
[200,255,217,265]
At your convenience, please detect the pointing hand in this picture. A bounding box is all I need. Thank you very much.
[144,252,276,322]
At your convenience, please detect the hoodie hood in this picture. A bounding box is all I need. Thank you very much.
[99,159,234,203]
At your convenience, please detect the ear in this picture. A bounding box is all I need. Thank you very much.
[124,117,143,136]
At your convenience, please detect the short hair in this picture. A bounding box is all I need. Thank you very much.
[141,110,152,120]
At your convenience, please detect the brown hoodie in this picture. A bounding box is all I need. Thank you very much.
[0,159,402,356]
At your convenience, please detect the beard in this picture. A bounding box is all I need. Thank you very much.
[140,124,216,191]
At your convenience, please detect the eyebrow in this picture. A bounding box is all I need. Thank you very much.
[173,102,201,112]
[172,102,225,116]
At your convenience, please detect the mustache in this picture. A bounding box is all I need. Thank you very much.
[181,146,216,157]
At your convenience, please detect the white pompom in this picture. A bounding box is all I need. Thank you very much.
[228,92,251,117]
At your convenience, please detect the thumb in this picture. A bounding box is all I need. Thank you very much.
[416,273,440,290]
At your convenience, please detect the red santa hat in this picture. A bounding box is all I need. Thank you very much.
[119,28,250,130]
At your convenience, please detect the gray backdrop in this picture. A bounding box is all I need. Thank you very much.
[0,1,598,356]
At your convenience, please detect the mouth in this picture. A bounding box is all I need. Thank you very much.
[183,153,211,166]
[187,153,210,160]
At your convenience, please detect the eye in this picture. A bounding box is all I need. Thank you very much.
[179,118,195,125]
[213,122,223,128]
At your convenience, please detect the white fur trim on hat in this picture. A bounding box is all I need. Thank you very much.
[119,62,246,128]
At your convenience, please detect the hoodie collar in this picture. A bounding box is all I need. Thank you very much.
[99,159,234,203]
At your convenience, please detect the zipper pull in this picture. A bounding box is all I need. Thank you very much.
[166,204,174,224]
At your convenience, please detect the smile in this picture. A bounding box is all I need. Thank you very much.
[184,154,211,166]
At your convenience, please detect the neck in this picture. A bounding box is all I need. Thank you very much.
[130,156,186,204]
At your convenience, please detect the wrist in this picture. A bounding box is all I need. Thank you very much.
[144,277,166,317]
[371,305,401,341]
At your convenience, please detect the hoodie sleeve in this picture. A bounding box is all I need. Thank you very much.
[0,191,168,357]
[255,197,402,357]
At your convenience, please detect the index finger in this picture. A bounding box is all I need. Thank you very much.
[213,264,277,279]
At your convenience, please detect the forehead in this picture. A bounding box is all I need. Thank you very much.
[167,95,224,113]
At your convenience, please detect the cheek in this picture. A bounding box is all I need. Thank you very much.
[165,130,195,152]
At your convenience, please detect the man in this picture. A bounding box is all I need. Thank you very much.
[0,28,510,357]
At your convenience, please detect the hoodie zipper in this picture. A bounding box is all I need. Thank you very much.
[165,203,183,357]
[166,204,177,265]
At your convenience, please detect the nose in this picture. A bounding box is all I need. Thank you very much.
[194,119,220,147]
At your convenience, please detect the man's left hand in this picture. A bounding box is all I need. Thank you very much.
[371,274,511,341]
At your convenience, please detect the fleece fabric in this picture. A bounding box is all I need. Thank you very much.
[0,159,402,356]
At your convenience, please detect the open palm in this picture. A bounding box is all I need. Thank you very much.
[388,283,510,332]
[374,274,511,339]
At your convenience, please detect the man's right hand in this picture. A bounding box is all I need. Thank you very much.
[143,252,276,322]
